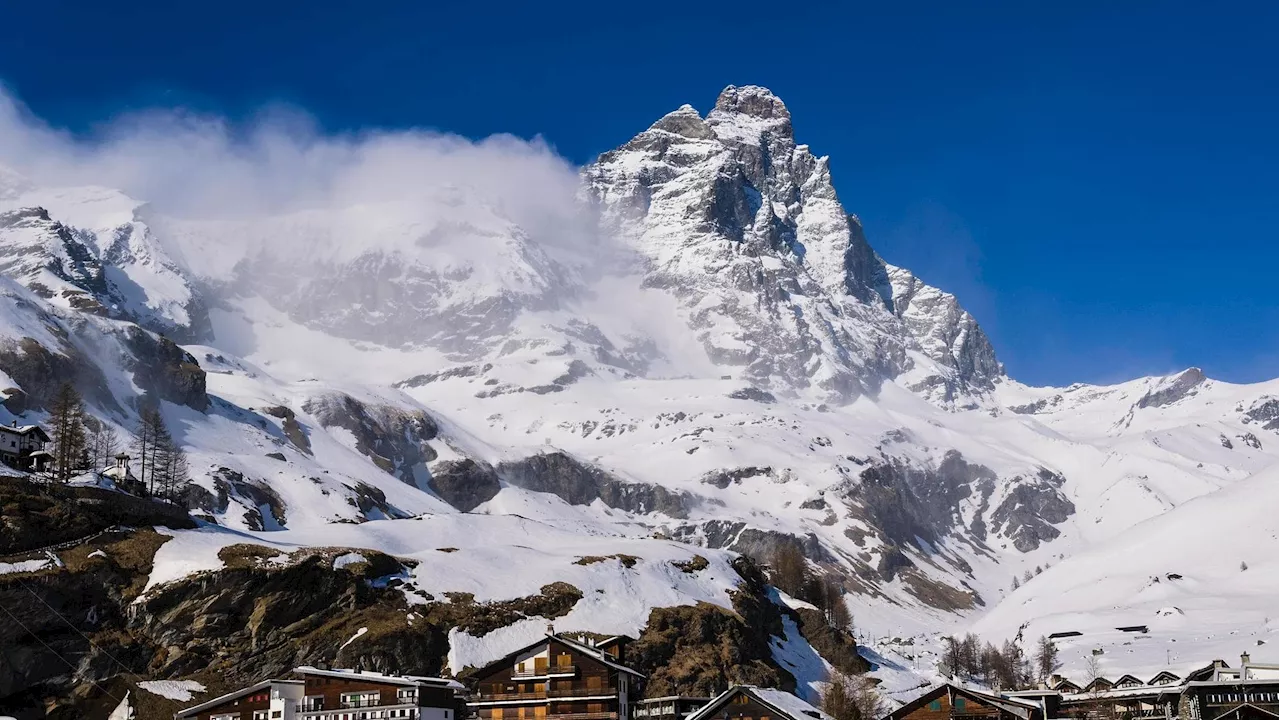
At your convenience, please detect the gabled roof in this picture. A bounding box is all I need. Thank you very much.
[1148,671,1181,685]
[0,424,49,441]
[174,679,302,718]
[294,666,464,689]
[885,683,1038,720]
[1113,675,1145,687]
[554,634,645,677]
[458,633,644,679]
[1052,679,1082,692]
[687,685,830,720]
[1083,677,1113,691]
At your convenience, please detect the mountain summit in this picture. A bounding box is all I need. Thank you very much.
[586,85,999,404]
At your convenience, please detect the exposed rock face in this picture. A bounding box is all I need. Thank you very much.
[184,468,289,530]
[303,393,438,484]
[886,264,1002,399]
[0,335,119,413]
[584,84,1002,404]
[990,469,1075,552]
[1243,396,1278,431]
[261,405,312,454]
[627,557,795,697]
[496,451,696,518]
[1137,368,1207,409]
[0,191,211,343]
[426,459,502,513]
[122,327,209,411]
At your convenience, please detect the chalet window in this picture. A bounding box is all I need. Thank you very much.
[928,700,942,711]
[954,699,965,711]
[254,712,269,720]
[399,688,419,702]
[734,695,749,705]
[211,715,238,720]
[342,691,382,708]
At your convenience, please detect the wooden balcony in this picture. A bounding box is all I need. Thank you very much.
[474,691,549,702]
[546,712,617,720]
[513,664,577,679]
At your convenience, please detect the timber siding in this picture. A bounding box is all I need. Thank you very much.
[883,685,1040,720]
[466,635,641,720]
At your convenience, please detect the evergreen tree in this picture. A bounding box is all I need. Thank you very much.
[132,404,165,494]
[769,543,811,600]
[1035,635,1060,682]
[820,576,852,630]
[47,383,87,483]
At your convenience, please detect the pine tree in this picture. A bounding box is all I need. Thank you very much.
[769,543,811,600]
[132,404,165,495]
[820,576,852,630]
[1035,635,1060,682]
[47,383,87,483]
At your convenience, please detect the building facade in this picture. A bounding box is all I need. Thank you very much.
[174,680,305,720]
[175,668,465,720]
[0,422,50,471]
[632,696,712,720]
[465,633,643,720]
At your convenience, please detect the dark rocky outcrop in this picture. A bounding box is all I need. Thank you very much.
[303,393,438,484]
[1137,368,1206,409]
[183,468,288,530]
[122,327,208,411]
[685,521,831,563]
[727,387,776,404]
[627,557,794,697]
[261,405,312,454]
[426,459,502,512]
[1242,396,1278,431]
[496,451,696,518]
[700,466,774,489]
[0,335,119,413]
[990,469,1075,552]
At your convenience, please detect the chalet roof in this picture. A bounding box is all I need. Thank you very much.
[1113,675,1145,687]
[459,633,644,679]
[885,683,1038,720]
[294,666,465,689]
[554,634,645,677]
[1052,679,1082,692]
[688,686,830,720]
[0,424,49,441]
[1082,678,1113,691]
[1061,683,1183,702]
[174,679,302,718]
[1148,672,1181,685]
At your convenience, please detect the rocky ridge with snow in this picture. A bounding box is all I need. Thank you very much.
[0,85,1275,717]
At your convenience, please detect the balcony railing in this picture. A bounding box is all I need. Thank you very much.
[549,686,612,698]
[514,665,577,678]
[547,712,617,720]
[475,691,550,702]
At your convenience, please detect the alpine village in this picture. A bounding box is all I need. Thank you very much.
[0,387,1275,720]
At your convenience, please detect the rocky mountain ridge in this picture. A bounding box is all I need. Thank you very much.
[0,84,1274,719]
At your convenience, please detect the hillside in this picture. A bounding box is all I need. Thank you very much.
[0,85,1274,718]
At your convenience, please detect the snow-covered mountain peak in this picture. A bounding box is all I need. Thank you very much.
[708,85,794,140]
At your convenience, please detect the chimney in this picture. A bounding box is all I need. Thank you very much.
[1242,653,1251,666]
[546,622,555,636]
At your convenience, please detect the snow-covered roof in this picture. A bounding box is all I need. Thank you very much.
[174,679,302,717]
[0,423,47,438]
[687,686,830,720]
[294,666,465,689]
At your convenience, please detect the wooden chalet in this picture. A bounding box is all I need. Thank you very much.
[0,421,51,472]
[463,632,643,720]
[1051,679,1082,696]
[683,686,829,720]
[1114,676,1146,690]
[881,684,1042,720]
[1081,679,1113,695]
[1149,673,1182,687]
[174,679,304,720]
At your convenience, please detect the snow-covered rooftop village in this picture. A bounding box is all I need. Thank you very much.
[0,10,1275,718]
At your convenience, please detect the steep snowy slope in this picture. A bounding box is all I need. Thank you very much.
[0,84,1274,702]
[969,463,1278,680]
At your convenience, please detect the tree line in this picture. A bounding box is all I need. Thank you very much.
[939,633,1061,690]
[770,543,853,631]
[43,382,190,500]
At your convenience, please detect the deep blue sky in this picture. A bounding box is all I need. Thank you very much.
[1,1,1275,386]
